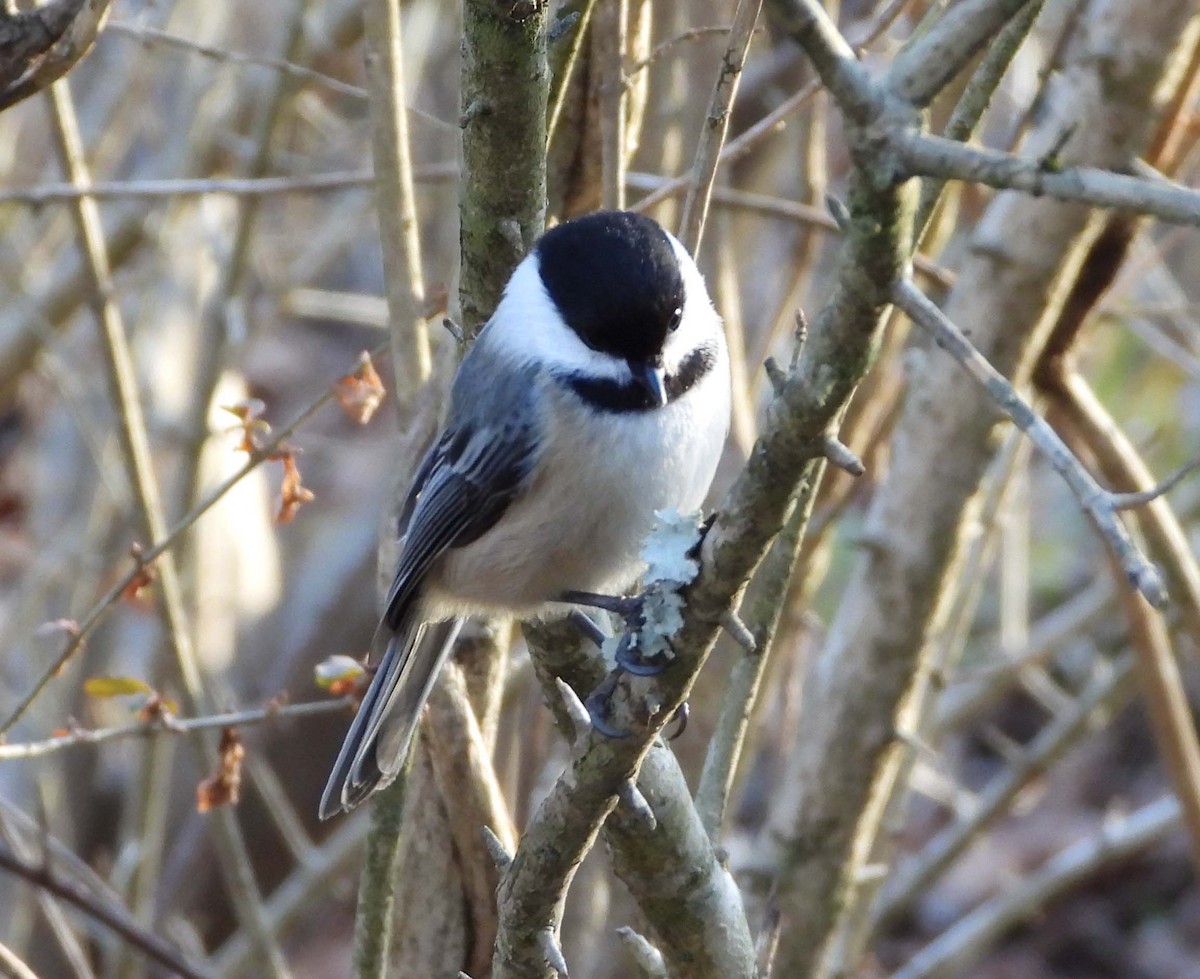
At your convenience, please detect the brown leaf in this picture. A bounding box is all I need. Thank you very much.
[332,351,387,425]
[196,727,245,812]
[221,398,271,454]
[121,542,157,605]
[274,451,315,524]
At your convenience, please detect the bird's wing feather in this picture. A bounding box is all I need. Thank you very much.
[383,417,540,628]
[320,402,540,818]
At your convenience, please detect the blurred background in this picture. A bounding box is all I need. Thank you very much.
[0,0,1199,976]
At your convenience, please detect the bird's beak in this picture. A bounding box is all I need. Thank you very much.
[629,360,668,407]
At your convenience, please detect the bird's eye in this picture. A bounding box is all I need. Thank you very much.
[669,307,683,332]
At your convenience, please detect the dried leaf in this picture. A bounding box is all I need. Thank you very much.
[121,542,157,605]
[275,451,315,524]
[196,727,245,812]
[221,398,271,453]
[84,676,154,698]
[333,351,387,425]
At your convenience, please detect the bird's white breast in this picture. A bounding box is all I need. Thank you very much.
[426,351,730,618]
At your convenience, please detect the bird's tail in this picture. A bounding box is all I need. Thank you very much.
[319,615,463,819]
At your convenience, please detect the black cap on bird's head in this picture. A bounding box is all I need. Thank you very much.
[535,211,686,368]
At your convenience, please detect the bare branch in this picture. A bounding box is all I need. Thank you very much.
[677,0,764,253]
[0,165,456,205]
[45,75,288,975]
[0,840,208,979]
[899,131,1200,226]
[891,796,1181,979]
[363,0,432,409]
[873,653,1135,925]
[892,277,1166,608]
[0,698,351,761]
[0,341,388,737]
[888,0,1035,108]
[763,0,876,124]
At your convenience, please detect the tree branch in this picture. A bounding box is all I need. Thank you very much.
[888,0,1035,108]
[898,131,1200,226]
[0,840,209,979]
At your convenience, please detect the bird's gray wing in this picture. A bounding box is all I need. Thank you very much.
[320,406,540,818]
[383,416,539,629]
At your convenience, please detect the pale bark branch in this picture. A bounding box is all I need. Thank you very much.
[892,278,1165,608]
[0,698,351,761]
[887,0,1035,108]
[890,796,1182,979]
[677,0,764,253]
[899,132,1200,226]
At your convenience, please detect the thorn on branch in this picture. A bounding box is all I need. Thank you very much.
[482,825,513,874]
[618,780,657,831]
[821,434,866,476]
[665,701,689,741]
[825,193,851,231]
[719,608,757,653]
[554,677,593,745]
[764,357,787,395]
[538,929,570,978]
[792,308,809,368]
[1038,122,1078,173]
[498,218,526,256]
[616,926,668,978]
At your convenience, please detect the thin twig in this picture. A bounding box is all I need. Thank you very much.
[887,0,1034,108]
[211,813,371,976]
[626,25,742,76]
[363,0,432,408]
[892,277,1166,608]
[890,795,1181,979]
[45,74,290,977]
[677,0,764,253]
[0,339,388,738]
[1111,456,1200,510]
[630,79,821,214]
[0,698,352,761]
[898,131,1200,227]
[599,0,629,210]
[873,653,1135,925]
[547,0,596,146]
[914,0,1045,235]
[0,165,456,205]
[104,21,374,102]
[0,840,209,979]
[0,940,38,979]
[627,174,956,287]
[695,467,821,840]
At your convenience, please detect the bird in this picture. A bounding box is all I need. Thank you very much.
[320,210,731,819]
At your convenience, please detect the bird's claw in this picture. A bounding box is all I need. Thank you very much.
[614,630,673,676]
[665,701,689,740]
[585,683,633,738]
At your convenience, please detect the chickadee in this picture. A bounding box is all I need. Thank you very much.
[320,210,731,819]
